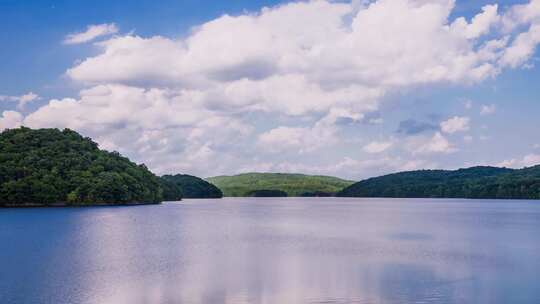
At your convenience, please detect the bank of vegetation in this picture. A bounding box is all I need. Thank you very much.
[161,174,222,200]
[338,166,540,199]
[0,128,162,206]
[206,173,355,197]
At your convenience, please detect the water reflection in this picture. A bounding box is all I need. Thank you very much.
[1,198,540,304]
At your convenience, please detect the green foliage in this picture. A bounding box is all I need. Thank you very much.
[337,166,540,199]
[248,189,288,197]
[161,174,222,199]
[300,191,333,197]
[159,178,183,201]
[206,173,355,197]
[0,127,163,206]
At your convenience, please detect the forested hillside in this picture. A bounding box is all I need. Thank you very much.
[337,166,540,199]
[0,127,163,206]
[207,173,354,197]
[161,174,222,199]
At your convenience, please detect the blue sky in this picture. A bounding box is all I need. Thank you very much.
[1,0,539,179]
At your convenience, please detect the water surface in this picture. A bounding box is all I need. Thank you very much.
[1,198,539,304]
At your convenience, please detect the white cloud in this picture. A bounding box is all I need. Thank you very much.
[413,132,457,154]
[0,92,40,109]
[363,140,393,153]
[0,111,23,131]
[440,116,470,134]
[498,153,540,168]
[502,0,540,31]
[60,1,540,123]
[24,84,253,176]
[257,126,333,153]
[256,109,349,153]
[480,104,497,115]
[66,1,540,96]
[450,4,500,39]
[500,23,540,68]
[64,23,119,45]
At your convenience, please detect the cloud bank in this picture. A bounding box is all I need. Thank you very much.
[8,0,540,178]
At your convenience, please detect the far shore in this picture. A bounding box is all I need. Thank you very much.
[0,201,162,209]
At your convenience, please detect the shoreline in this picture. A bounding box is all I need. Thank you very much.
[0,201,162,209]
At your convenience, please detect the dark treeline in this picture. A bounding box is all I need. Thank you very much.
[161,174,223,200]
[248,189,288,197]
[0,127,162,206]
[338,166,540,199]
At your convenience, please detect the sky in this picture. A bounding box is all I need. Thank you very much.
[1,0,540,180]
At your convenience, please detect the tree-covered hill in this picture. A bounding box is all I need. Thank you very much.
[161,174,223,199]
[159,178,183,202]
[337,166,540,199]
[206,173,355,197]
[0,127,163,206]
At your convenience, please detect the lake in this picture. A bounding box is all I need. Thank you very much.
[1,198,539,304]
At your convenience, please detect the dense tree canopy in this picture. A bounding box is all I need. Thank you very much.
[159,178,183,202]
[337,166,540,199]
[161,174,222,199]
[0,127,163,206]
[207,173,354,197]
[248,189,288,197]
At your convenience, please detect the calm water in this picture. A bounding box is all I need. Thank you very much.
[1,198,539,304]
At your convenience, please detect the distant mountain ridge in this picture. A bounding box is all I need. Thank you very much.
[207,173,355,197]
[337,166,540,200]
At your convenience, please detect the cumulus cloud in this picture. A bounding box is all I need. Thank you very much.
[440,116,470,134]
[0,111,23,131]
[450,4,500,39]
[64,23,119,45]
[67,1,540,89]
[0,92,40,109]
[500,23,540,67]
[363,140,393,153]
[480,104,497,115]
[257,126,334,153]
[256,108,360,153]
[498,153,540,168]
[413,132,457,154]
[502,0,540,31]
[24,85,253,175]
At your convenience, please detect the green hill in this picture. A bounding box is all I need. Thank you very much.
[159,178,183,202]
[206,173,355,197]
[337,166,540,199]
[161,174,223,199]
[0,127,163,206]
